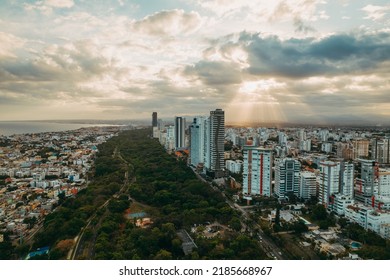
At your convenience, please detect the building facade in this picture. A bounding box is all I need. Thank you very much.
[189,116,206,167]
[243,147,273,197]
[208,109,225,177]
[174,116,186,150]
[299,171,317,200]
[318,161,340,207]
[152,112,158,127]
[275,158,301,198]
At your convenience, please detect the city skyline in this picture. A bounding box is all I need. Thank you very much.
[0,1,389,125]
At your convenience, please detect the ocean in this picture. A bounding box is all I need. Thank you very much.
[0,121,114,136]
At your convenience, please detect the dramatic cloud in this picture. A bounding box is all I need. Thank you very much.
[0,0,389,123]
[240,31,390,78]
[133,9,202,36]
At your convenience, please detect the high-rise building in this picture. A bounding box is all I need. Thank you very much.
[243,147,273,197]
[339,161,354,197]
[203,117,211,170]
[174,116,186,150]
[278,132,288,146]
[336,142,353,160]
[371,138,390,164]
[352,139,370,159]
[298,129,306,142]
[321,142,333,153]
[152,112,158,127]
[165,125,175,151]
[299,139,311,152]
[208,109,225,177]
[275,158,301,198]
[318,161,340,207]
[355,159,378,203]
[378,168,390,197]
[189,116,206,167]
[299,171,317,200]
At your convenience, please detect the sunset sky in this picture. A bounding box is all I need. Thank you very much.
[0,0,389,125]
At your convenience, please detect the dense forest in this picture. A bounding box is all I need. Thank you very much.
[25,128,267,259]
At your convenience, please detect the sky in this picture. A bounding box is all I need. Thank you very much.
[0,0,389,125]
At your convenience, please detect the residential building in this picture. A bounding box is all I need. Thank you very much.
[299,171,317,200]
[189,116,206,167]
[318,161,340,207]
[332,194,354,216]
[208,109,225,177]
[371,138,390,164]
[352,139,369,159]
[225,160,243,174]
[242,147,273,197]
[174,116,186,150]
[340,161,354,197]
[321,142,333,153]
[275,158,301,198]
[378,168,390,197]
[355,159,378,204]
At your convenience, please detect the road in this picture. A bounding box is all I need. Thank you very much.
[69,146,132,259]
[68,170,130,260]
[191,167,284,260]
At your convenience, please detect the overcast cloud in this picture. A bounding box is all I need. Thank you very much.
[0,0,389,124]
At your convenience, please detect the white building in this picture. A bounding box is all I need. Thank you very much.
[243,147,273,197]
[225,160,243,174]
[318,161,340,207]
[189,116,207,167]
[340,161,354,197]
[299,139,311,152]
[332,194,354,216]
[378,168,390,197]
[299,171,317,200]
[321,142,333,153]
[165,126,175,151]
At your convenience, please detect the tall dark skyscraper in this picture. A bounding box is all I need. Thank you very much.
[209,109,225,177]
[152,112,158,127]
[174,116,186,149]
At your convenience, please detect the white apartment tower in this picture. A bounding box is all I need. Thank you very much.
[243,147,273,197]
[378,168,390,197]
[300,171,317,200]
[340,161,354,197]
[189,116,206,167]
[318,161,340,207]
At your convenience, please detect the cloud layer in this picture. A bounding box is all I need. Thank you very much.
[0,0,389,124]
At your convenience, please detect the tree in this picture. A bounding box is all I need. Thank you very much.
[312,204,327,220]
[291,221,308,234]
[0,233,14,259]
[229,217,242,232]
[154,249,172,260]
